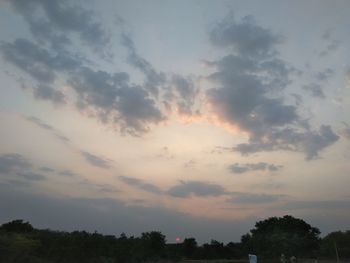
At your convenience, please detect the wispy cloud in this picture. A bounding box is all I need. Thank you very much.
[25,116,70,143]
[167,181,227,198]
[80,151,111,169]
[0,153,46,181]
[119,176,162,195]
[228,162,282,174]
[227,192,286,205]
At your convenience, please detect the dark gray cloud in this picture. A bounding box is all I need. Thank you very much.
[319,29,340,57]
[26,116,54,131]
[0,153,46,181]
[1,38,166,135]
[228,162,282,174]
[234,125,339,160]
[1,4,166,136]
[0,154,32,174]
[302,84,325,99]
[167,181,226,198]
[275,200,350,210]
[206,54,297,137]
[69,67,165,135]
[1,39,54,82]
[118,176,162,195]
[69,68,129,111]
[0,38,79,105]
[210,15,282,59]
[5,179,31,188]
[119,177,232,200]
[0,38,81,83]
[58,170,76,177]
[171,75,199,116]
[1,2,168,135]
[97,185,119,193]
[5,0,109,50]
[39,167,55,173]
[319,40,340,57]
[302,68,334,99]
[80,151,110,169]
[0,186,256,243]
[206,14,339,160]
[316,68,334,82]
[16,171,46,181]
[121,34,166,96]
[78,179,119,194]
[33,84,66,104]
[25,116,70,143]
[228,192,285,204]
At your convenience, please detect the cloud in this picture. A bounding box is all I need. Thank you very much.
[77,179,119,194]
[170,75,199,116]
[0,39,80,105]
[301,68,334,99]
[118,179,227,198]
[5,179,31,188]
[341,122,350,140]
[209,14,282,59]
[5,0,110,50]
[16,171,46,181]
[1,3,168,135]
[97,185,119,193]
[0,186,256,243]
[121,34,166,96]
[156,147,175,160]
[39,167,55,173]
[33,84,66,104]
[206,47,297,136]
[25,116,70,143]
[1,4,166,136]
[275,200,350,210]
[58,170,76,177]
[234,125,339,160]
[302,84,325,99]
[0,154,32,174]
[316,68,334,82]
[319,29,340,57]
[69,67,165,135]
[118,176,162,195]
[0,38,80,83]
[227,192,285,204]
[206,14,339,159]
[167,181,226,198]
[228,162,282,174]
[0,153,46,181]
[80,151,110,169]
[1,38,166,135]
[184,159,196,169]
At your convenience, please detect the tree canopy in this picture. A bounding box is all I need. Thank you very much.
[241,215,321,258]
[0,216,348,262]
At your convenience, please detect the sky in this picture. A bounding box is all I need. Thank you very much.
[0,0,350,243]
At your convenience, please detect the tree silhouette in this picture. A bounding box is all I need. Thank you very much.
[182,237,197,258]
[241,215,320,258]
[0,219,34,233]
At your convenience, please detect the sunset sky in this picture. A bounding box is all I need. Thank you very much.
[0,0,350,243]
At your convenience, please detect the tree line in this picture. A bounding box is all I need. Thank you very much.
[0,215,349,263]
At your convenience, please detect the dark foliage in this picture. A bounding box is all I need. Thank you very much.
[319,230,350,259]
[240,215,321,259]
[0,216,349,263]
